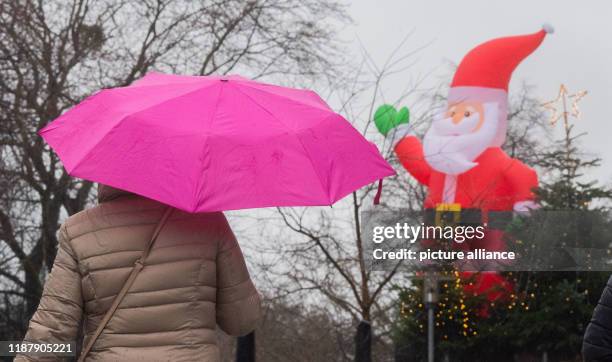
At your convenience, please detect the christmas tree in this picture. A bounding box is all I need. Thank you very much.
[393,90,612,361]
[500,94,612,359]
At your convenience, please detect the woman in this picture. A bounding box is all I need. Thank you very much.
[16,184,261,361]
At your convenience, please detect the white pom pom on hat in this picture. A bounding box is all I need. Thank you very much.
[542,23,555,34]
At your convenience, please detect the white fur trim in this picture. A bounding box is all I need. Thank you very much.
[388,123,413,147]
[442,175,457,203]
[513,200,540,214]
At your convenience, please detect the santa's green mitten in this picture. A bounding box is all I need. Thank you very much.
[373,104,410,137]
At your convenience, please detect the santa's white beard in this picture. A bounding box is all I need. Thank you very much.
[423,102,499,175]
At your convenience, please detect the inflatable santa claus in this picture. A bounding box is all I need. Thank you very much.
[375,25,553,301]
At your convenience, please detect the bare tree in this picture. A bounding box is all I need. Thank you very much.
[503,83,552,165]
[252,41,552,361]
[0,0,347,337]
[255,299,354,362]
[235,34,434,362]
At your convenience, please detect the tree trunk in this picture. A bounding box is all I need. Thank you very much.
[355,320,372,362]
[23,266,42,328]
[236,331,255,362]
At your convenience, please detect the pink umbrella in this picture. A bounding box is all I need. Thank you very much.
[40,72,395,212]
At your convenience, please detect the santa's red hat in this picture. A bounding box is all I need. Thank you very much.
[451,25,553,90]
[447,25,553,146]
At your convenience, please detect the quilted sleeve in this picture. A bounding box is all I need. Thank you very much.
[15,224,83,361]
[215,217,261,336]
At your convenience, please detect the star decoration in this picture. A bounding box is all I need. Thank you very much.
[569,90,588,119]
[542,84,588,126]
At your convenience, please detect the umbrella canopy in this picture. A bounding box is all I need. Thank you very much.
[41,72,395,212]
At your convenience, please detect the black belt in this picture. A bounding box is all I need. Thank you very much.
[424,207,512,229]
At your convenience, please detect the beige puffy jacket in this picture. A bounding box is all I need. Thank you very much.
[16,186,261,361]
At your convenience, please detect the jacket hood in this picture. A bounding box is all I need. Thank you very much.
[97,184,135,203]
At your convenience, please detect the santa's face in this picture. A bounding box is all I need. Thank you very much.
[423,101,499,175]
[445,102,485,133]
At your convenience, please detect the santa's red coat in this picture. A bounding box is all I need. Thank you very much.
[395,135,538,303]
[394,136,538,211]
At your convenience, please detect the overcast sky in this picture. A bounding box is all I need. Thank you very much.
[343,0,611,183]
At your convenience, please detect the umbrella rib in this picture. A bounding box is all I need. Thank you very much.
[292,126,334,205]
[192,82,225,212]
[231,84,333,204]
